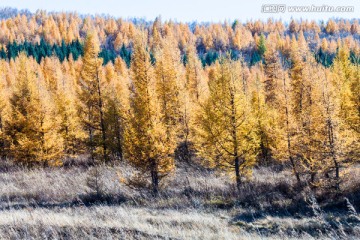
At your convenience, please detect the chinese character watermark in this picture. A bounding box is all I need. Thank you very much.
[261,4,354,13]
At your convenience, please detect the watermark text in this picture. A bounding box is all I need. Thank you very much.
[261,4,354,13]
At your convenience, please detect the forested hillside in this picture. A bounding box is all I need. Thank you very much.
[0,8,359,239]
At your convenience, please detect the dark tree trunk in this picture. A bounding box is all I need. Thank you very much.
[234,156,241,192]
[150,158,159,195]
[115,115,123,161]
[327,118,340,190]
[96,65,108,162]
[283,75,301,184]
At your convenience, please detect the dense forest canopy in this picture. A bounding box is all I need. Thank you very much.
[1,7,360,66]
[0,8,358,194]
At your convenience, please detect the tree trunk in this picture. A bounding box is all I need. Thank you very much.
[327,118,340,190]
[310,172,316,186]
[260,140,270,166]
[88,105,95,164]
[96,66,107,162]
[116,129,123,161]
[234,156,241,192]
[283,75,301,184]
[115,115,123,161]
[287,137,301,183]
[150,158,159,195]
[229,79,241,192]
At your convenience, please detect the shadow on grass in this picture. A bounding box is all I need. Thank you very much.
[0,192,128,211]
[77,192,127,206]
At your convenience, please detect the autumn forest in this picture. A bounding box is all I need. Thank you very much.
[0,8,359,239]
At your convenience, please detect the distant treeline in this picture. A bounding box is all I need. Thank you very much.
[0,39,132,66]
[3,38,360,68]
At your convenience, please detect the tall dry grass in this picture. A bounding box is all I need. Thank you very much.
[0,158,359,239]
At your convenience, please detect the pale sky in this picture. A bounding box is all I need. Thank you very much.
[0,0,359,22]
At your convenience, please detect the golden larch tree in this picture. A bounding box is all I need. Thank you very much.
[125,34,175,195]
[154,35,182,147]
[103,61,129,161]
[77,31,108,162]
[5,54,63,165]
[196,57,260,191]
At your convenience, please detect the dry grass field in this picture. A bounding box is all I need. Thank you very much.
[0,159,359,239]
